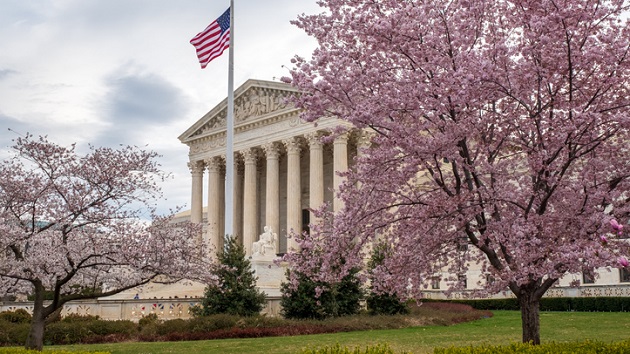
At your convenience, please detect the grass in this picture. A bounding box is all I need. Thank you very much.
[37,311,630,353]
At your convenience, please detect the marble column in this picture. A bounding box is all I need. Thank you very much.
[284,137,302,252]
[263,142,281,253]
[206,157,223,254]
[307,132,324,224]
[333,133,349,212]
[242,148,259,256]
[188,161,204,225]
[232,154,244,244]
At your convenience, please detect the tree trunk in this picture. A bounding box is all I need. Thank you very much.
[25,296,46,350]
[25,284,48,351]
[518,289,541,345]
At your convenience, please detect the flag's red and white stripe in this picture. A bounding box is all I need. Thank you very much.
[190,8,230,69]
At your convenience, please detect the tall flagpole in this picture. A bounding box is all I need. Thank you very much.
[225,0,235,238]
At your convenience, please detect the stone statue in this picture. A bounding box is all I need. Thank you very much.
[252,226,277,259]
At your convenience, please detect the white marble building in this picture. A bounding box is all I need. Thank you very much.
[178,79,367,257]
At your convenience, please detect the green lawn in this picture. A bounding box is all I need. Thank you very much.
[50,311,630,354]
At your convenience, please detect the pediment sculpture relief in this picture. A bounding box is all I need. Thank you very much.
[234,89,289,122]
[192,88,292,137]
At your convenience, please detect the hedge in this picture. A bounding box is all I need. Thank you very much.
[434,340,630,353]
[300,343,409,354]
[428,296,630,312]
[0,348,109,354]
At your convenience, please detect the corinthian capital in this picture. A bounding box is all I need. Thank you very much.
[204,156,222,172]
[262,142,281,160]
[188,160,205,175]
[283,137,303,154]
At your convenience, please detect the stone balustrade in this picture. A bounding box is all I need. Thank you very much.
[0,297,283,322]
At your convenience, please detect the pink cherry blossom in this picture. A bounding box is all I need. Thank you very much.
[620,257,630,268]
[600,235,608,245]
[284,0,630,345]
[0,135,216,350]
[610,219,624,234]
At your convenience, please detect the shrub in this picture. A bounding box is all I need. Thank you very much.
[0,349,109,354]
[42,317,136,345]
[236,315,287,329]
[0,309,32,324]
[193,237,266,317]
[138,313,160,328]
[281,268,364,320]
[366,243,409,316]
[61,313,100,323]
[187,313,239,332]
[434,339,630,353]
[44,321,92,345]
[137,313,161,338]
[436,296,630,312]
[0,321,30,346]
[300,343,409,354]
[366,294,409,316]
[85,320,135,336]
[156,318,189,335]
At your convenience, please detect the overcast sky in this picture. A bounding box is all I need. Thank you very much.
[0,0,322,216]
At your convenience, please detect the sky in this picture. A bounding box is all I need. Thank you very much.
[0,0,323,216]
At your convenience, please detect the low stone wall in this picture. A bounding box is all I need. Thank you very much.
[0,297,283,322]
[423,284,630,300]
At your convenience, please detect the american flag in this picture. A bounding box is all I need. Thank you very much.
[190,8,230,69]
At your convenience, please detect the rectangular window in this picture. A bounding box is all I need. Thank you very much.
[457,237,468,252]
[458,275,467,289]
[582,271,595,284]
[620,268,630,283]
[431,277,440,290]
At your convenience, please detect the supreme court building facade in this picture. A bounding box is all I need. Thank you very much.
[178,79,366,258]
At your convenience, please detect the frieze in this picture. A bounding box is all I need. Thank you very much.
[189,136,227,155]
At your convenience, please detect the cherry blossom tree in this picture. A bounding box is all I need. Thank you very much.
[283,0,630,344]
[0,136,215,350]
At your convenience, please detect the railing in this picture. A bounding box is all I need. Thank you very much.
[0,297,283,321]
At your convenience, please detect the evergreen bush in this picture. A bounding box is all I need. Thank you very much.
[365,243,409,315]
[280,268,363,320]
[192,236,266,317]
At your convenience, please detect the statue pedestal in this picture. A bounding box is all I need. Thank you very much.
[251,257,286,297]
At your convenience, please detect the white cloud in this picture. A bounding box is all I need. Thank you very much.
[0,0,322,215]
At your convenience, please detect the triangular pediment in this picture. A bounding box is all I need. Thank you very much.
[179,79,300,144]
